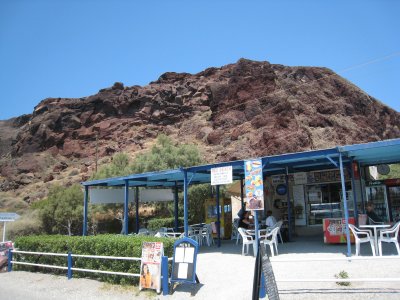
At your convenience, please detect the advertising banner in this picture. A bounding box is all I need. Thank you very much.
[323,218,355,244]
[140,242,163,293]
[244,159,264,210]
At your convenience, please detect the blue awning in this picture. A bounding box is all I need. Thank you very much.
[81,138,400,188]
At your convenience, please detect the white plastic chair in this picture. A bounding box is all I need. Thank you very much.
[188,226,202,246]
[201,224,214,246]
[378,221,400,256]
[260,227,279,257]
[231,218,241,244]
[348,224,376,256]
[138,228,150,235]
[368,217,384,225]
[274,220,284,244]
[238,228,255,256]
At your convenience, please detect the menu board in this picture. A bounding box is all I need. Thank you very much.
[139,242,163,292]
[244,159,264,210]
[172,246,195,281]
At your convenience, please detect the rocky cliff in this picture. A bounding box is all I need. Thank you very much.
[1,58,399,204]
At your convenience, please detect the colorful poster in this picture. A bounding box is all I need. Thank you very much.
[244,159,264,210]
[323,218,355,244]
[139,242,163,293]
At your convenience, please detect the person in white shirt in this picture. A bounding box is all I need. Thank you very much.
[265,210,277,228]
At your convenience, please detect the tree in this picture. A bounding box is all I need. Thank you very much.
[90,134,207,231]
[131,134,203,173]
[39,184,83,235]
[92,152,131,179]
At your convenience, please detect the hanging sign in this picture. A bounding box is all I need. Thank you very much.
[211,166,233,186]
[139,242,163,293]
[293,172,307,185]
[244,159,264,210]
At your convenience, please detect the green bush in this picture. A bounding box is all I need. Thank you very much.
[147,217,184,231]
[14,234,174,285]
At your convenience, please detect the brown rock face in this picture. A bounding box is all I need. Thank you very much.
[1,58,399,199]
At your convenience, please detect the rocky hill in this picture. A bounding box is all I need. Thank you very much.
[1,58,399,206]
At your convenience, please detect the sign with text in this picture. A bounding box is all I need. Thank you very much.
[139,242,163,293]
[211,166,233,186]
[323,218,355,244]
[171,237,199,284]
[244,159,264,210]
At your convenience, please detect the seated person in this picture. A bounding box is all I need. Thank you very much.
[265,210,277,228]
[366,202,383,224]
[237,202,248,219]
[239,211,253,229]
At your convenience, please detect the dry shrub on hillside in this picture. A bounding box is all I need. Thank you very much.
[7,210,43,240]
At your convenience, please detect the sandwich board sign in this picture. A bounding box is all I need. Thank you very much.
[139,242,163,293]
[171,237,199,285]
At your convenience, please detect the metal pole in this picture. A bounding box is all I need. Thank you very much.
[83,186,88,236]
[135,187,139,233]
[254,210,259,256]
[2,221,6,242]
[339,152,352,257]
[174,182,179,232]
[161,256,169,295]
[124,180,129,235]
[358,162,366,213]
[7,249,12,272]
[183,169,189,237]
[67,252,73,279]
[349,160,359,224]
[216,185,221,247]
[240,177,244,210]
[286,167,292,241]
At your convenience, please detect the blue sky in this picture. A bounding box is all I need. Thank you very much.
[0,0,399,120]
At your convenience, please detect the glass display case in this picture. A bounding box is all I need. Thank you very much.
[309,203,341,225]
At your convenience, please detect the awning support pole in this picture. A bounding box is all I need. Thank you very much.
[83,186,88,236]
[123,180,129,235]
[240,177,244,210]
[349,159,359,225]
[174,182,179,232]
[2,221,6,242]
[135,186,139,233]
[254,210,259,256]
[339,152,352,257]
[358,162,366,213]
[286,167,292,241]
[216,184,221,247]
[183,169,189,237]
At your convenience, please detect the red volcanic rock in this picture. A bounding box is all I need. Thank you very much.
[0,58,399,195]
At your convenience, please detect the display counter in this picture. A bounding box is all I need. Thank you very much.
[323,217,355,244]
[309,203,341,225]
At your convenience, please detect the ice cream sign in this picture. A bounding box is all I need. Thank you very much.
[244,159,264,210]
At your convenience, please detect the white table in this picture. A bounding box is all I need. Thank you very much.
[360,224,390,255]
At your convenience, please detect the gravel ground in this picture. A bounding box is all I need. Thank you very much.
[1,239,399,300]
